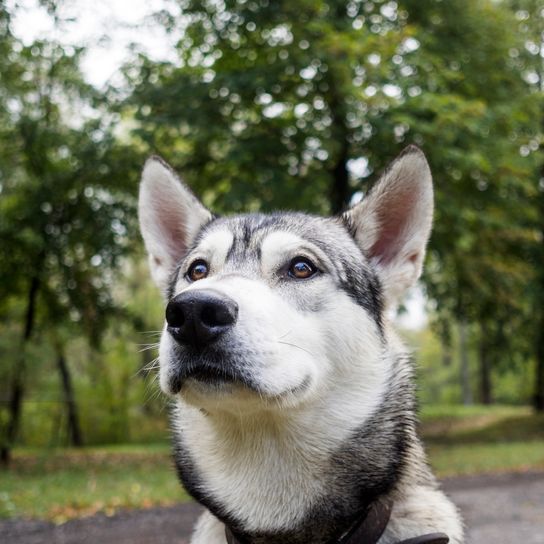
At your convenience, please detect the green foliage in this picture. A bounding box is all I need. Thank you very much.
[126,0,409,213]
[0,37,138,341]
[0,8,142,455]
[2,259,168,448]
[427,441,544,477]
[405,326,534,406]
[124,1,542,405]
[1,0,544,458]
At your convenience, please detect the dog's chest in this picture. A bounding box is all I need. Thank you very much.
[176,407,336,532]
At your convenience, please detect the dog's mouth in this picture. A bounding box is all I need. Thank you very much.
[183,364,245,386]
[166,359,312,404]
[188,366,233,383]
[164,344,314,404]
[167,352,256,395]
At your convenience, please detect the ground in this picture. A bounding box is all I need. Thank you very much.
[1,471,543,544]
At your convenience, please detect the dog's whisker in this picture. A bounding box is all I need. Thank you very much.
[140,362,160,375]
[132,357,161,380]
[142,356,160,369]
[137,343,161,353]
[277,340,314,358]
[141,372,165,407]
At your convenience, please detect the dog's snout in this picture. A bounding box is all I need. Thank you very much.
[165,289,238,348]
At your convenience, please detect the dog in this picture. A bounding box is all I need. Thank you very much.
[138,145,464,544]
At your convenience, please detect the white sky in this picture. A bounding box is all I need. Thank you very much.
[7,0,428,330]
[9,0,178,88]
[396,285,428,330]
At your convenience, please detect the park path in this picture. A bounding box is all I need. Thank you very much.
[1,471,543,544]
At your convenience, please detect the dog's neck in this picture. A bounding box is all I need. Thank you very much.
[172,349,414,544]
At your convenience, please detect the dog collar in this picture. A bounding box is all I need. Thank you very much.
[224,499,450,544]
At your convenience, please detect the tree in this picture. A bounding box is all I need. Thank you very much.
[386,0,539,404]
[126,0,539,404]
[126,0,409,214]
[506,0,544,411]
[0,16,139,462]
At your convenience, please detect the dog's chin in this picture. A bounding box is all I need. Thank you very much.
[163,362,314,412]
[179,376,255,404]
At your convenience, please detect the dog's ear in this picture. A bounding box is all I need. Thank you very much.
[343,145,433,307]
[138,157,212,294]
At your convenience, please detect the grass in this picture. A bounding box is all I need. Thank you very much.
[1,405,543,522]
[0,444,190,523]
[420,403,530,422]
[420,404,544,477]
[427,441,544,477]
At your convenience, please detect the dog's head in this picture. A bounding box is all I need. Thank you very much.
[138,146,432,413]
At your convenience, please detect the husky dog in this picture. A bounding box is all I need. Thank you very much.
[138,146,464,544]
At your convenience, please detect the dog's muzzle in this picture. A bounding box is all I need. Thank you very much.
[166,289,238,349]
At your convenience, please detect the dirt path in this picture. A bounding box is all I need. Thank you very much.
[443,471,544,544]
[1,471,543,544]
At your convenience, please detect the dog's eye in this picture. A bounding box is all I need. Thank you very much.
[288,257,318,280]
[187,260,209,282]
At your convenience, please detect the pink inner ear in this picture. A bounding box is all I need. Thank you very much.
[369,184,418,265]
[161,205,188,262]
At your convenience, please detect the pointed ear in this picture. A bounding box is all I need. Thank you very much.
[138,157,212,294]
[343,145,433,307]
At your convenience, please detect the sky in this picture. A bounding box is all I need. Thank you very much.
[9,0,178,88]
[396,286,428,331]
[7,0,428,330]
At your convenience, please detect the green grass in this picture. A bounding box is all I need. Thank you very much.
[427,441,544,477]
[0,444,190,522]
[1,405,543,522]
[420,403,530,422]
[421,404,544,478]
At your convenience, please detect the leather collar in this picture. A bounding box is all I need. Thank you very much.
[224,499,450,544]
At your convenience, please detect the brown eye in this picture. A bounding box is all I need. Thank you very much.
[187,260,209,282]
[288,257,318,280]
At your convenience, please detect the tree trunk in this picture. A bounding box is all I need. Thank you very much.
[0,275,40,466]
[330,139,350,215]
[459,320,473,405]
[535,320,544,411]
[325,71,351,215]
[534,171,544,411]
[56,347,83,447]
[478,323,493,405]
[531,20,544,413]
[441,342,452,367]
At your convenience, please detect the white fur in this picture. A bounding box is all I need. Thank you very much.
[382,486,464,544]
[176,337,389,533]
[163,268,384,411]
[156,229,389,532]
[192,510,228,542]
[171,229,234,294]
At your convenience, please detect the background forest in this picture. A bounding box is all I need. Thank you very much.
[0,0,543,521]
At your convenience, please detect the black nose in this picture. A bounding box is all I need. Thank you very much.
[165,289,238,348]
